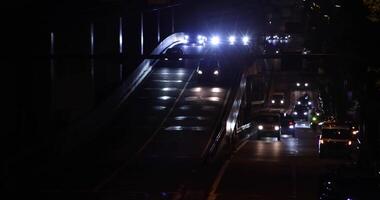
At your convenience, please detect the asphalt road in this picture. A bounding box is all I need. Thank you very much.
[207,128,350,200]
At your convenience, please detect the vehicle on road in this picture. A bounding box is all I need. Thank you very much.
[281,114,296,137]
[253,112,282,141]
[196,58,221,80]
[270,92,286,106]
[292,104,309,121]
[162,47,184,61]
[318,124,360,158]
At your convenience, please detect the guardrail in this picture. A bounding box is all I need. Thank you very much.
[61,32,187,153]
[205,70,248,161]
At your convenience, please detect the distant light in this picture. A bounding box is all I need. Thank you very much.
[296,83,301,87]
[297,101,301,105]
[197,70,203,75]
[280,100,284,104]
[228,35,236,45]
[213,70,219,75]
[348,141,352,146]
[271,100,275,104]
[164,58,169,61]
[269,21,272,24]
[210,36,220,45]
[192,87,202,92]
[275,50,279,54]
[316,112,320,116]
[293,112,298,115]
[289,125,294,129]
[183,35,189,44]
[178,58,183,61]
[312,117,317,121]
[305,83,309,87]
[274,125,280,131]
[197,35,207,45]
[308,101,312,105]
[303,112,308,116]
[258,125,263,130]
[335,4,341,8]
[208,97,220,102]
[242,36,250,45]
[352,130,359,135]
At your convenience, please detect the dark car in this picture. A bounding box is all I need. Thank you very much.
[196,58,221,80]
[162,47,184,61]
[270,92,285,107]
[292,104,309,121]
[281,115,295,137]
[318,125,360,158]
[253,113,282,141]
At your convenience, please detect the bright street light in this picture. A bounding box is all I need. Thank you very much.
[210,36,220,45]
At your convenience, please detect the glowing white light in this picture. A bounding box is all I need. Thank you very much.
[242,36,250,45]
[211,87,222,93]
[280,100,284,104]
[228,35,236,45]
[164,58,169,61]
[162,87,176,91]
[308,101,312,105]
[274,125,280,131]
[304,83,309,87]
[197,70,203,75]
[208,97,220,102]
[210,36,220,45]
[197,35,207,45]
[213,70,219,75]
[335,4,341,8]
[289,125,294,129]
[258,125,263,130]
[303,112,308,116]
[271,100,275,104]
[293,112,298,115]
[296,82,301,87]
[316,112,320,116]
[297,101,301,105]
[192,87,202,92]
[178,58,183,61]
[275,50,279,54]
[159,96,171,100]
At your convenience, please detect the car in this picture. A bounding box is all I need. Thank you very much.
[196,58,221,80]
[296,94,313,109]
[295,81,310,89]
[318,124,360,158]
[162,47,184,61]
[253,112,282,141]
[281,114,296,137]
[270,92,285,106]
[292,104,309,121]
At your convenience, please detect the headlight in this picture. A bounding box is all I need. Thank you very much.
[289,125,294,129]
[258,125,263,130]
[303,112,308,116]
[316,112,320,116]
[352,130,359,135]
[293,112,298,115]
[164,58,169,61]
[304,83,309,87]
[274,125,280,131]
[242,36,250,45]
[197,70,203,75]
[210,36,220,45]
[308,101,312,105]
[280,100,284,104]
[296,83,300,87]
[271,100,275,104]
[178,58,183,61]
[228,35,236,45]
[213,70,219,75]
[297,101,301,105]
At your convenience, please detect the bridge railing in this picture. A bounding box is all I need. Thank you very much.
[61,32,187,153]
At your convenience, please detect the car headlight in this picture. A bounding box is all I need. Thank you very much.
[280,100,284,104]
[164,58,169,61]
[352,130,359,135]
[293,112,298,115]
[289,125,294,129]
[274,125,280,131]
[303,112,308,116]
[297,101,301,105]
[258,125,263,130]
[316,112,320,116]
[178,58,183,61]
[304,83,309,87]
[213,70,219,75]
[271,100,275,104]
[197,70,203,75]
[296,83,300,87]
[308,101,312,105]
